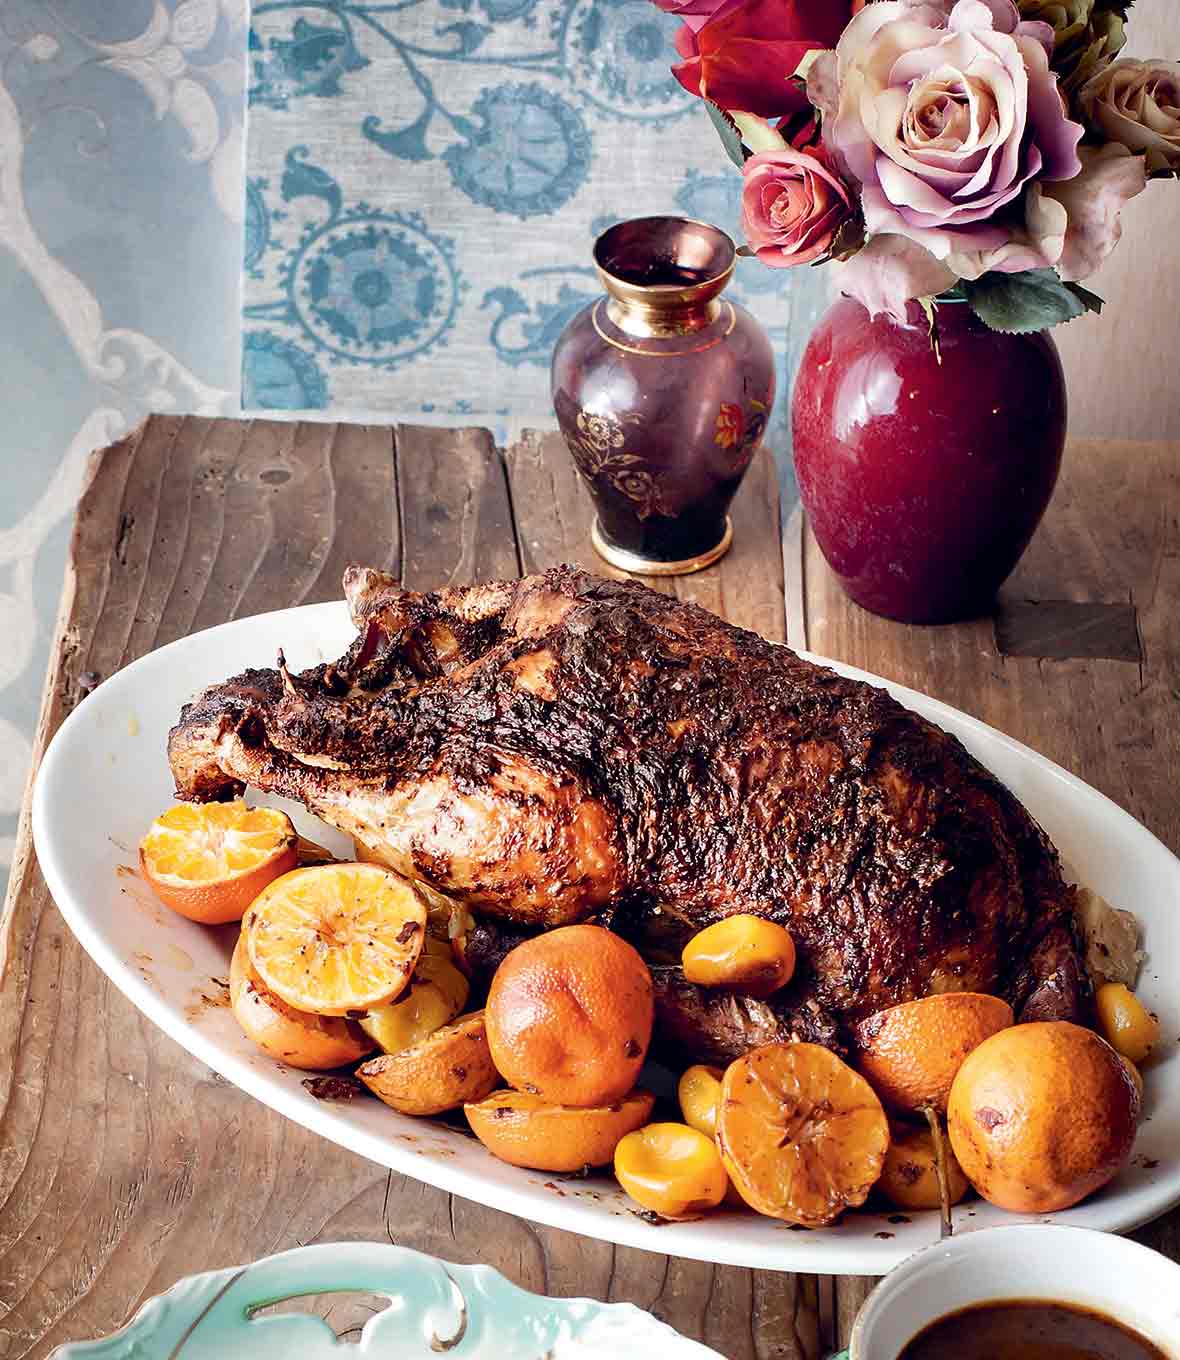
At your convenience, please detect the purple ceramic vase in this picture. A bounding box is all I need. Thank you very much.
[792,297,1067,624]
[551,217,776,575]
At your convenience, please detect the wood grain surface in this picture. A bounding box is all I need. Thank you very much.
[5,421,1178,1357]
[0,417,819,1359]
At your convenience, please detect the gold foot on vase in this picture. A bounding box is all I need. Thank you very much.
[590,516,733,577]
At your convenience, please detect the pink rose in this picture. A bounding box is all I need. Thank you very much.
[1080,58,1180,175]
[741,145,854,266]
[835,234,957,322]
[1040,143,1147,280]
[670,0,852,119]
[828,0,1084,263]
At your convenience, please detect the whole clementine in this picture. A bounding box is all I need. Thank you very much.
[853,992,1014,1114]
[947,1020,1139,1214]
[485,924,653,1107]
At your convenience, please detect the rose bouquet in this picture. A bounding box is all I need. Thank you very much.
[648,0,1178,332]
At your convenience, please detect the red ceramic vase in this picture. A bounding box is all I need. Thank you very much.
[792,297,1067,624]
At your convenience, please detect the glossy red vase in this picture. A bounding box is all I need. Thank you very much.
[792,297,1067,624]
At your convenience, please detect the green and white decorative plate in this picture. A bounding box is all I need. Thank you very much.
[50,1242,723,1358]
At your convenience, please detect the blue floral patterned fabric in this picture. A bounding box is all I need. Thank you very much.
[240,0,825,444]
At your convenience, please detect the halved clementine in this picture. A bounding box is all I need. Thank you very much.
[465,1088,655,1172]
[244,862,427,1016]
[140,799,298,924]
[614,1122,728,1218]
[229,934,372,1071]
[716,1042,889,1226]
[853,992,1014,1115]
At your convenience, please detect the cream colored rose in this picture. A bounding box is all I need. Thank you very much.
[1080,58,1180,174]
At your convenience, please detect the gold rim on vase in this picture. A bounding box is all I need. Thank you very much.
[590,516,733,577]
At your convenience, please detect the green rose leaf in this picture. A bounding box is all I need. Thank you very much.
[705,100,747,169]
[963,268,1091,333]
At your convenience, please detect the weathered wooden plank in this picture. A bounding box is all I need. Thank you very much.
[395,425,520,589]
[800,438,1180,1345]
[0,416,809,1360]
[994,600,1141,662]
[0,416,404,1358]
[503,431,819,1360]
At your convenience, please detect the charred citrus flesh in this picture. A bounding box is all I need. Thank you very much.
[717,1042,889,1226]
[245,862,427,1016]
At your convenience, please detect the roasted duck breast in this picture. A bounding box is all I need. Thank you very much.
[168,566,1090,1056]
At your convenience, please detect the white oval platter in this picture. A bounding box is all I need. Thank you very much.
[31,601,1180,1275]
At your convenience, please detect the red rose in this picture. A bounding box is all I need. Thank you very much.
[649,0,742,35]
[671,0,852,119]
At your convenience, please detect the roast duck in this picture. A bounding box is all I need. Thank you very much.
[168,566,1090,1066]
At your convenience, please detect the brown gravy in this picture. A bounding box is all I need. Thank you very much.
[898,1300,1167,1360]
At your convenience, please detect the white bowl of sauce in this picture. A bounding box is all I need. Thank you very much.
[850,1225,1180,1359]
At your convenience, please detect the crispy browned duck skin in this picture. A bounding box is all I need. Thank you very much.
[168,566,1090,1055]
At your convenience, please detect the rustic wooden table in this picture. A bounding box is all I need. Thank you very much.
[1,417,1177,1358]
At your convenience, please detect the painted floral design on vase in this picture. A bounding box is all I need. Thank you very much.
[551,217,775,575]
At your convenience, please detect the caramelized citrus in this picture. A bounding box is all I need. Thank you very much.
[360,941,470,1054]
[1095,982,1161,1065]
[244,862,427,1016]
[678,1064,725,1139]
[681,915,796,997]
[614,1122,728,1218]
[140,800,298,924]
[228,934,372,1070]
[465,1088,655,1171]
[877,1120,970,1212]
[716,1042,889,1226]
[485,925,653,1107]
[854,992,1014,1114]
[947,1021,1139,1214]
[358,1011,498,1116]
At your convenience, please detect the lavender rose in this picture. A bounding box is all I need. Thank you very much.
[1080,58,1180,174]
[829,0,1084,264]
[741,145,853,266]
